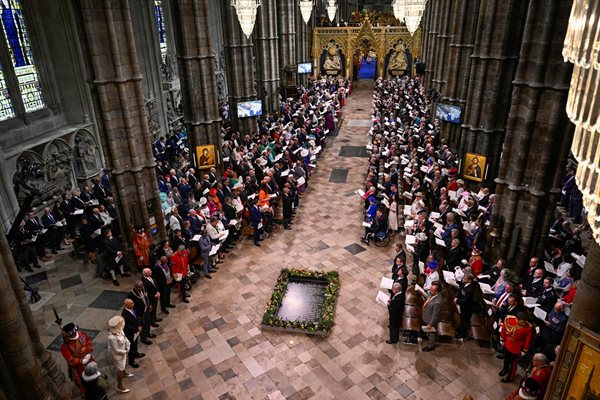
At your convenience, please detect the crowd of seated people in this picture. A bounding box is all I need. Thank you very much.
[362,76,587,398]
[48,77,351,395]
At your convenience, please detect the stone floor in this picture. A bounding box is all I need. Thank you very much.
[29,82,514,399]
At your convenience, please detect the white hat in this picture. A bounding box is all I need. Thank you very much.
[300,149,309,157]
[256,157,267,166]
[199,197,207,205]
[416,232,427,241]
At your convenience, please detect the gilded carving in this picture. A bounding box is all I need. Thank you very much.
[312,20,421,79]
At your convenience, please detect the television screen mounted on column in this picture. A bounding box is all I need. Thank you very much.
[237,100,263,118]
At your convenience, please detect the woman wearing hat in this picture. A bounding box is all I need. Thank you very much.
[81,362,109,400]
[107,315,132,393]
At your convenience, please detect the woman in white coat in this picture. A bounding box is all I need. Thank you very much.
[107,315,132,393]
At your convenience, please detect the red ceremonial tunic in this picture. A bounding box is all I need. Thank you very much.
[170,250,189,278]
[132,232,151,268]
[500,315,534,355]
[60,331,95,392]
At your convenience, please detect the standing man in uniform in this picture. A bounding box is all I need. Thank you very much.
[499,312,534,383]
[386,282,406,344]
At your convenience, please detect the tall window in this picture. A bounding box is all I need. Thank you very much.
[0,0,44,120]
[154,0,167,60]
[0,64,14,120]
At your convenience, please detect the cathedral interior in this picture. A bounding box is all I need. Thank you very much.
[0,0,599,399]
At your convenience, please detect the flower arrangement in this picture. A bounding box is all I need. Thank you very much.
[261,268,340,335]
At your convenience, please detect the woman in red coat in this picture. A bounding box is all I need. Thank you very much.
[170,245,189,302]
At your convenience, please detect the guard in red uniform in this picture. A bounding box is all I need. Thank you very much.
[505,353,551,399]
[132,226,151,270]
[170,245,189,302]
[500,312,534,382]
[60,323,95,393]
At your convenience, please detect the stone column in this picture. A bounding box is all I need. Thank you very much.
[129,0,169,139]
[221,1,258,135]
[457,0,528,186]
[295,1,308,87]
[277,0,297,87]
[0,226,69,399]
[431,0,452,94]
[256,0,280,114]
[441,0,480,147]
[422,0,441,88]
[81,0,166,240]
[169,0,222,149]
[490,0,574,275]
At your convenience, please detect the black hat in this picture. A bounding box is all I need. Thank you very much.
[62,323,78,336]
[518,378,541,399]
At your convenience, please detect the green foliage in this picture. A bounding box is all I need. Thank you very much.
[261,268,340,333]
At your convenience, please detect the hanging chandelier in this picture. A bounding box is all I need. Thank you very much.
[326,0,337,22]
[563,0,600,245]
[299,0,313,24]
[231,0,261,38]
[403,0,428,36]
[391,0,405,23]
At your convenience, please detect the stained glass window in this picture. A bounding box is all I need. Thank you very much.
[0,0,44,113]
[154,0,167,60]
[0,64,15,121]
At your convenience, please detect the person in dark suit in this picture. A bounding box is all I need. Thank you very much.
[102,229,130,286]
[455,272,476,339]
[186,210,205,235]
[127,281,155,345]
[152,256,175,314]
[250,200,262,246]
[421,282,443,352]
[142,268,162,326]
[524,268,545,298]
[386,282,406,344]
[282,186,293,230]
[171,229,189,251]
[121,299,144,368]
[25,211,49,260]
[13,221,41,272]
[60,193,77,239]
[444,238,464,270]
[536,278,557,313]
[41,207,63,254]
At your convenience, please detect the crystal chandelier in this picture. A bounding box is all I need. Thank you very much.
[326,0,336,22]
[231,0,261,38]
[563,0,600,245]
[392,0,405,23]
[403,0,428,36]
[299,0,313,24]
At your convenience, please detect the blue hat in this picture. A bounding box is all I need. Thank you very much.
[427,260,438,270]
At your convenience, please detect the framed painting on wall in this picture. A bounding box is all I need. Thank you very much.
[195,144,217,170]
[548,322,600,400]
[463,152,486,182]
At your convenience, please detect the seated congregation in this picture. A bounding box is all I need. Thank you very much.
[360,77,585,400]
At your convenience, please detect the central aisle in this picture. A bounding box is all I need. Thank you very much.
[120,82,510,400]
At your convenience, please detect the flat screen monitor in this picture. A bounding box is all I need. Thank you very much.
[436,103,462,124]
[297,63,312,74]
[237,100,263,118]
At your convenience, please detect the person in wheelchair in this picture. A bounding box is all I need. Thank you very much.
[362,208,388,245]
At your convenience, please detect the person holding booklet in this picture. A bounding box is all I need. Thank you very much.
[386,282,406,344]
[420,282,443,352]
[103,229,131,286]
